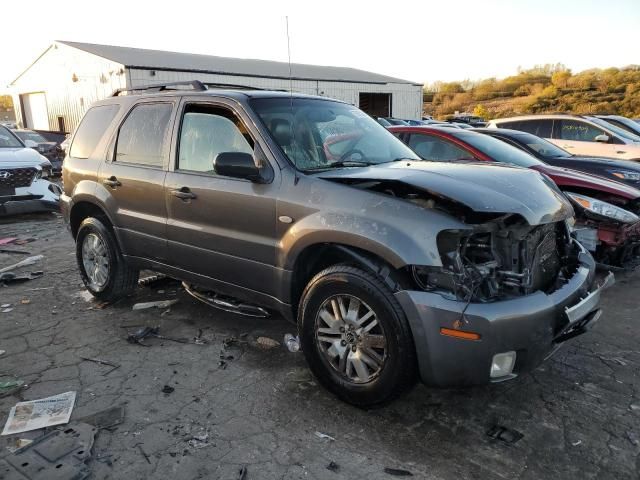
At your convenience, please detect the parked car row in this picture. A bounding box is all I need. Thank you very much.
[57,81,611,407]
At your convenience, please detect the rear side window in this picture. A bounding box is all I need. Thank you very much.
[504,119,552,138]
[115,103,172,167]
[70,105,120,159]
[408,134,473,161]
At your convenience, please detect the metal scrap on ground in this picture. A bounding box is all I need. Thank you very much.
[132,299,178,310]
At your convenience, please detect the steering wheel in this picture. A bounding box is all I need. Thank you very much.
[339,148,366,162]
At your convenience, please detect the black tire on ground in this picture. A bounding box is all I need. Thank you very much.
[75,217,139,302]
[298,264,417,408]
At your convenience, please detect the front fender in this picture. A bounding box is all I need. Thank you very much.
[280,208,468,270]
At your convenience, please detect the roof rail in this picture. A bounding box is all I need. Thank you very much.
[111,80,207,97]
[203,82,264,90]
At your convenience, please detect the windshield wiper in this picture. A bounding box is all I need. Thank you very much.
[304,160,374,171]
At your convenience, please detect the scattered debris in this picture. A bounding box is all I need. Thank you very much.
[238,466,248,480]
[1,307,12,313]
[138,273,169,287]
[486,425,524,445]
[256,336,280,350]
[0,350,5,356]
[1,303,10,308]
[314,431,336,441]
[0,248,30,255]
[384,467,414,476]
[626,431,639,446]
[0,255,44,274]
[0,237,17,246]
[0,422,96,479]
[571,440,582,446]
[630,403,640,411]
[0,380,24,398]
[132,299,178,311]
[77,405,125,430]
[127,326,159,345]
[194,328,206,345]
[284,333,301,352]
[0,271,44,285]
[2,391,76,436]
[327,461,340,472]
[79,356,121,375]
[20,298,30,305]
[188,432,209,449]
[14,238,36,246]
[161,385,175,395]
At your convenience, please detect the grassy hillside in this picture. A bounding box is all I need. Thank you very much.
[423,64,640,120]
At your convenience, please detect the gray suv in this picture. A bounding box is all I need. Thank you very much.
[61,81,608,407]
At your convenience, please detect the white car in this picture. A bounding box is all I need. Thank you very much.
[488,114,640,161]
[0,126,61,215]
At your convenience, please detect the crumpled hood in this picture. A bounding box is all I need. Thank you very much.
[534,164,640,200]
[315,161,574,226]
[0,147,49,168]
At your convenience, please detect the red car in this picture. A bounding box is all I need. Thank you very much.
[390,126,640,266]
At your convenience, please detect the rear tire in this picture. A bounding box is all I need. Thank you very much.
[298,265,417,408]
[76,217,138,302]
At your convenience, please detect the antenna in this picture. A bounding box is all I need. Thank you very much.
[286,16,293,94]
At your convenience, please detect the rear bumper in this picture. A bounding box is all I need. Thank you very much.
[396,242,607,387]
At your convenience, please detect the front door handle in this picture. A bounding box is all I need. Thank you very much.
[170,188,197,200]
[103,176,121,188]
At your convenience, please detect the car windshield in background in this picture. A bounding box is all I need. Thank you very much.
[457,131,544,168]
[250,98,419,171]
[514,132,572,158]
[589,117,640,142]
[15,131,47,143]
[0,126,23,148]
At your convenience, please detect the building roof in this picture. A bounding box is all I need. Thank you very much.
[56,41,420,86]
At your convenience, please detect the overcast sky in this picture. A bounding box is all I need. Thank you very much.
[2,0,639,91]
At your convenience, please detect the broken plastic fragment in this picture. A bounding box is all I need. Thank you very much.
[314,431,336,441]
[132,299,178,310]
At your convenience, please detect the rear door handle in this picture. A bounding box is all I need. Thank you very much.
[170,188,197,200]
[103,176,121,188]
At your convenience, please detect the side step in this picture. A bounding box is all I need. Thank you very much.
[182,283,270,318]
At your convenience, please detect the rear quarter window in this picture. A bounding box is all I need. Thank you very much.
[70,104,120,159]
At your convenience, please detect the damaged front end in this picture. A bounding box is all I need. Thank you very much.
[411,217,579,303]
[565,192,640,267]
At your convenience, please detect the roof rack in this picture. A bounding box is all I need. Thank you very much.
[203,82,264,90]
[111,80,207,97]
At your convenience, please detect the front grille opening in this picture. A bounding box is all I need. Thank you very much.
[0,168,37,188]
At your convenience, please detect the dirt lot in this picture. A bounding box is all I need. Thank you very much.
[1,212,639,480]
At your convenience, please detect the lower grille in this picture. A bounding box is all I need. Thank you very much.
[0,168,37,188]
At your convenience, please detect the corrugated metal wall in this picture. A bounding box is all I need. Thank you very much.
[129,69,422,119]
[10,43,126,132]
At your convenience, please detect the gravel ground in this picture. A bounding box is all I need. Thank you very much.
[0,212,639,480]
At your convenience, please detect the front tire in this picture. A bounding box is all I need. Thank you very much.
[76,217,139,302]
[298,265,417,408]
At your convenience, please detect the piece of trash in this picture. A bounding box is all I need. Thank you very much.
[194,328,206,345]
[1,303,10,308]
[132,299,178,311]
[2,391,76,435]
[314,431,336,441]
[0,248,31,255]
[256,336,280,349]
[161,385,175,395]
[77,405,125,430]
[0,350,5,356]
[218,360,228,369]
[127,326,159,344]
[188,432,209,449]
[571,440,582,446]
[626,431,639,446]
[384,467,414,476]
[79,356,121,375]
[20,298,30,304]
[327,461,340,472]
[138,273,171,287]
[1,422,95,478]
[238,466,248,480]
[0,255,44,274]
[14,238,36,245]
[0,237,17,246]
[630,403,640,411]
[2,307,13,313]
[486,425,524,445]
[0,270,44,285]
[0,379,24,397]
[284,333,301,352]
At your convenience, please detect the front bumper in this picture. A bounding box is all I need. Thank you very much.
[0,180,61,216]
[396,242,609,387]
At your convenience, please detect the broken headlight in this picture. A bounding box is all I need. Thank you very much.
[566,192,639,224]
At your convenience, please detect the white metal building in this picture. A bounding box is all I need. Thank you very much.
[9,41,423,133]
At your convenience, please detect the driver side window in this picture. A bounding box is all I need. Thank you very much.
[178,105,254,174]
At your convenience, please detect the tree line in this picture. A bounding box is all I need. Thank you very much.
[424,64,640,120]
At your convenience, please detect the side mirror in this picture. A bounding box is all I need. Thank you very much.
[595,134,610,143]
[214,152,261,182]
[24,139,38,148]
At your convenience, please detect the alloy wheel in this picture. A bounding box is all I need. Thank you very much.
[81,233,110,289]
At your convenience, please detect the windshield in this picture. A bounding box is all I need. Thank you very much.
[0,126,23,148]
[15,131,47,143]
[457,131,545,167]
[598,116,640,136]
[512,131,572,158]
[589,117,640,142]
[250,98,419,171]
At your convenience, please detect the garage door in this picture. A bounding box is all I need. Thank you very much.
[21,93,49,130]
